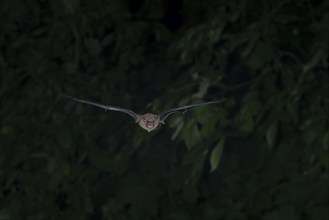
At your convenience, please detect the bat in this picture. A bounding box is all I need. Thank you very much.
[67,96,225,132]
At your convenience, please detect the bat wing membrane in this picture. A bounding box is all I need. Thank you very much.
[159,99,225,122]
[67,96,138,121]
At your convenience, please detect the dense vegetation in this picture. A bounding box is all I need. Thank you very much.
[1,0,328,219]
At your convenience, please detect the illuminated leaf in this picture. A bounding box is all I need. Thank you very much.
[267,122,278,149]
[210,138,225,172]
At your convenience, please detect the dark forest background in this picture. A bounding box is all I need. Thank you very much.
[0,0,328,219]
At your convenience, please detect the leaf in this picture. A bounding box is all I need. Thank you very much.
[190,149,208,179]
[1,125,13,135]
[240,115,254,133]
[245,42,273,69]
[0,208,10,220]
[63,62,78,73]
[210,138,225,172]
[171,121,184,140]
[287,102,299,124]
[102,34,114,46]
[192,79,209,99]
[304,129,317,145]
[183,146,208,182]
[322,131,329,151]
[303,49,325,73]
[181,120,202,149]
[84,38,102,56]
[267,122,278,149]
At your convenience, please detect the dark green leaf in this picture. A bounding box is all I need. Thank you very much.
[266,122,278,149]
[210,138,225,172]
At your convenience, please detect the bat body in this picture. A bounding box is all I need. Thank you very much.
[67,96,225,132]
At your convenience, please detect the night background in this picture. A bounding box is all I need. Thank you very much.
[0,0,328,219]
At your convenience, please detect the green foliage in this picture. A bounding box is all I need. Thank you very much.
[1,0,328,219]
[210,138,225,172]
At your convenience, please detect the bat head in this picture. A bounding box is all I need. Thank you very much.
[137,113,161,132]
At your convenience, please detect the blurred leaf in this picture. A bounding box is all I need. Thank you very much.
[210,138,225,172]
[90,148,112,171]
[0,209,10,220]
[323,131,329,151]
[84,38,102,56]
[63,62,78,73]
[200,110,219,137]
[241,37,258,58]
[304,129,317,145]
[287,102,299,124]
[267,122,278,149]
[245,42,273,69]
[189,148,208,181]
[192,79,209,99]
[274,14,299,23]
[183,182,199,203]
[1,125,13,135]
[171,120,184,140]
[183,146,208,181]
[102,34,114,46]
[303,49,326,73]
[207,21,225,44]
[239,103,254,133]
[180,120,202,149]
[56,126,73,149]
[262,205,300,220]
[320,151,329,169]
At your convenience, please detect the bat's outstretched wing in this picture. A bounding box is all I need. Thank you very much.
[159,99,225,123]
[67,96,139,121]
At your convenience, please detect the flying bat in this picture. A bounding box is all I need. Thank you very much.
[67,96,225,132]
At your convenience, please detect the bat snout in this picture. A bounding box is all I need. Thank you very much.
[146,121,155,128]
[138,118,160,132]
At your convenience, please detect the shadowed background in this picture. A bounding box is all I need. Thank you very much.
[0,0,328,219]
